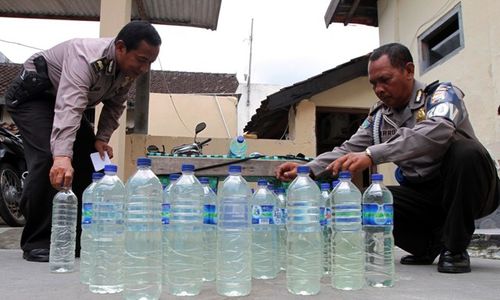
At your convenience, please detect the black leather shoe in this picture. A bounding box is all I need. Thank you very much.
[437,249,471,273]
[23,248,49,262]
[400,254,436,265]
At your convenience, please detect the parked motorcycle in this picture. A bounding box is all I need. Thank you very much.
[170,122,212,156]
[0,126,26,227]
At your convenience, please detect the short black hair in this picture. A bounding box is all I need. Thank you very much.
[115,21,162,51]
[369,43,413,70]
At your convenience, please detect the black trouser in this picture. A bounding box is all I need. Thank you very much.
[6,90,95,253]
[389,139,500,256]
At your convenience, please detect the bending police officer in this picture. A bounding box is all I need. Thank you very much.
[5,21,162,262]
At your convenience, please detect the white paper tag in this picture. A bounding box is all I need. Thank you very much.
[90,152,112,171]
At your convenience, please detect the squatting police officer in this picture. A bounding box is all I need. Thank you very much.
[276,43,499,274]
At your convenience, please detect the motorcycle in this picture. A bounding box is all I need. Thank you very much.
[170,122,212,156]
[0,126,26,227]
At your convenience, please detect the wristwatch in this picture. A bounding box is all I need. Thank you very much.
[365,148,373,162]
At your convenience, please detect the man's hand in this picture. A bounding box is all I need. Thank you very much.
[326,152,372,176]
[95,139,113,159]
[49,156,73,190]
[275,162,301,182]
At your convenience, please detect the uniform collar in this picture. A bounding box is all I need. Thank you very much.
[103,39,117,76]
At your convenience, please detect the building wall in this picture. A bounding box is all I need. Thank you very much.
[312,76,374,108]
[147,93,238,139]
[237,83,283,134]
[378,0,500,157]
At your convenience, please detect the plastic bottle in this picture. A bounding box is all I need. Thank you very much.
[89,164,125,294]
[320,182,331,276]
[286,166,321,295]
[200,177,217,282]
[228,136,248,157]
[166,164,204,296]
[49,188,78,273]
[216,165,252,297]
[331,171,364,291]
[80,172,104,283]
[123,157,163,299]
[251,179,278,279]
[162,173,180,286]
[363,173,394,287]
[275,187,287,271]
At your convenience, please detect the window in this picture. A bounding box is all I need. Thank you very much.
[418,3,464,73]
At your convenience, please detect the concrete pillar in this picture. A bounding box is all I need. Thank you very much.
[289,99,317,156]
[97,0,132,179]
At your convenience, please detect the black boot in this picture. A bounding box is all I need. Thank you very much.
[437,249,471,273]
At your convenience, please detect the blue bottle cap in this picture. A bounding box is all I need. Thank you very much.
[92,172,104,180]
[338,171,351,179]
[371,173,383,181]
[237,136,245,143]
[181,164,195,172]
[199,177,210,184]
[137,157,151,166]
[276,187,285,194]
[296,165,310,174]
[104,164,117,173]
[331,180,340,188]
[228,165,241,173]
[169,173,180,181]
[320,182,330,190]
[257,179,268,186]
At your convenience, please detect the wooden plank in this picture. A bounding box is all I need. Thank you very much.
[149,155,303,177]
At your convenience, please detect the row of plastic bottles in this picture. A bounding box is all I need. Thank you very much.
[48,159,394,298]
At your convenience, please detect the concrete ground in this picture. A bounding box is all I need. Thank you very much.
[1,226,499,300]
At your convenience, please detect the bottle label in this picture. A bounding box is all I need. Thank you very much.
[320,207,327,226]
[281,208,287,225]
[203,204,217,225]
[82,203,92,224]
[362,203,393,225]
[333,204,362,224]
[219,196,249,228]
[161,203,170,225]
[325,207,332,225]
[273,207,283,225]
[252,204,275,225]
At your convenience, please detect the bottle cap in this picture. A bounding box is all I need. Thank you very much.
[371,173,383,181]
[257,179,267,186]
[199,177,210,184]
[181,164,195,172]
[276,187,285,194]
[228,165,241,173]
[296,165,310,174]
[320,182,330,190]
[331,180,340,188]
[169,173,180,181]
[237,136,245,143]
[104,164,117,173]
[338,171,351,179]
[137,157,151,166]
[92,172,104,180]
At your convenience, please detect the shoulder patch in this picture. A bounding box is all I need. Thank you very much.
[360,116,373,129]
[90,57,109,74]
[425,82,464,125]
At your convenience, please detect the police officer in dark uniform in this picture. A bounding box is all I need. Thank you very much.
[5,21,162,262]
[276,43,499,273]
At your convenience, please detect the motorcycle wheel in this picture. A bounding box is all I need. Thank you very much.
[0,163,25,227]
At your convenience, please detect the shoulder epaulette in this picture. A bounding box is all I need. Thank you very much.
[368,101,383,116]
[90,57,109,74]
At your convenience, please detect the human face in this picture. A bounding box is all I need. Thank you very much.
[368,54,414,109]
[115,40,160,79]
